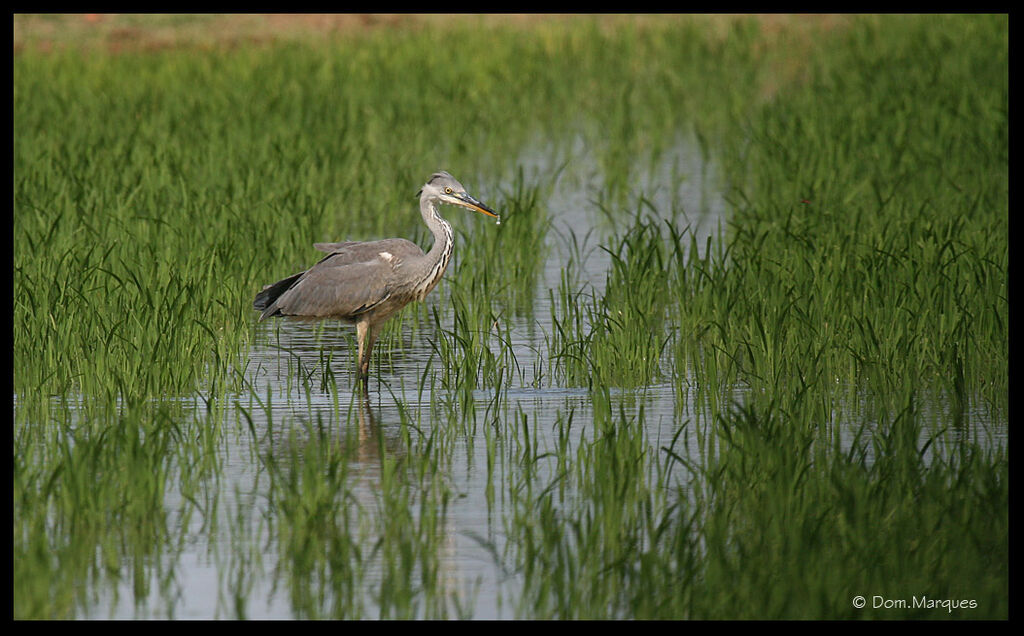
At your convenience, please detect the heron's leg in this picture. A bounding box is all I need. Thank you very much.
[356,319,380,383]
[356,320,370,382]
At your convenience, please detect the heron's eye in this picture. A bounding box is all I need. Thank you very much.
[444,186,453,194]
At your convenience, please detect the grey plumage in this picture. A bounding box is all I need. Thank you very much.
[254,171,499,382]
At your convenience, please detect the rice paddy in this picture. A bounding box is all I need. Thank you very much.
[13,14,1007,619]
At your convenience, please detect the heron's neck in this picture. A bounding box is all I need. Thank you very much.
[417,199,454,293]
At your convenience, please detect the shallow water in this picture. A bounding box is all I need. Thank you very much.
[58,137,1005,619]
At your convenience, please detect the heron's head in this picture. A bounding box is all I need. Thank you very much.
[417,171,499,220]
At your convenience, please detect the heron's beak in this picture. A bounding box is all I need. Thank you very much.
[453,192,500,219]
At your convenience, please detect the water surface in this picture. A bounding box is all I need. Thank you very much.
[68,137,1004,619]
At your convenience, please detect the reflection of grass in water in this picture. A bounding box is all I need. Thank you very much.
[14,402,201,618]
[549,209,674,389]
[502,390,1006,619]
[14,14,1007,619]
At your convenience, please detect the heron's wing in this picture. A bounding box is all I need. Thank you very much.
[313,238,424,261]
[313,241,359,254]
[268,241,421,319]
[270,261,388,318]
[254,271,302,312]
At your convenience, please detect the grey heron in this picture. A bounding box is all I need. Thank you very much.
[254,171,499,383]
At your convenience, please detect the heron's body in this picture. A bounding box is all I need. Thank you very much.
[254,171,498,382]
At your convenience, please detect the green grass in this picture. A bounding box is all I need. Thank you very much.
[14,14,1007,619]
